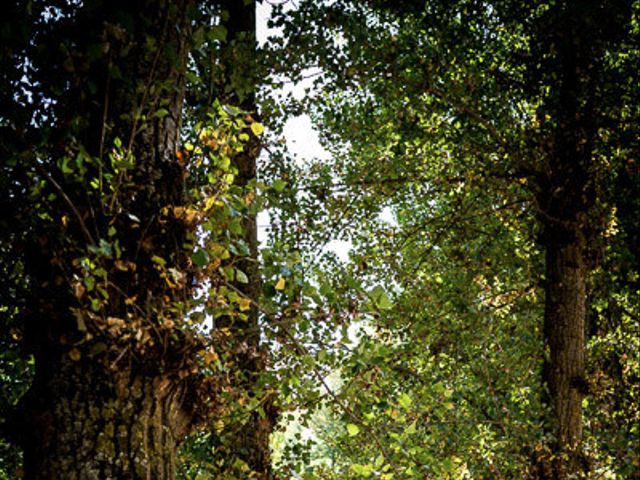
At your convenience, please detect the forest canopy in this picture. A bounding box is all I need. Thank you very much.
[0,0,638,479]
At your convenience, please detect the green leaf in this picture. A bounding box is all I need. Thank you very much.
[209,24,227,41]
[84,276,95,292]
[191,249,209,267]
[317,350,329,362]
[398,393,412,410]
[347,423,360,437]
[192,27,205,47]
[351,464,373,477]
[154,108,169,119]
[60,156,73,174]
[219,156,231,171]
[370,285,392,309]
[151,255,166,266]
[229,219,243,236]
[90,298,101,312]
[405,420,417,435]
[223,266,235,281]
[272,179,287,192]
[236,269,249,284]
[235,239,251,256]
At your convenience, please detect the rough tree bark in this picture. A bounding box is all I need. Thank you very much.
[11,1,198,478]
[20,362,191,479]
[540,230,589,478]
[537,33,594,480]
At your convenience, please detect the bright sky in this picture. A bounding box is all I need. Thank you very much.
[255,2,353,262]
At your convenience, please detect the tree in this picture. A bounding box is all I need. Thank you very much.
[179,1,277,477]
[265,0,639,477]
[0,1,272,478]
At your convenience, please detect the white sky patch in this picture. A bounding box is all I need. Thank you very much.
[282,115,331,163]
[378,206,396,225]
[256,210,271,247]
[325,239,351,262]
[256,1,285,47]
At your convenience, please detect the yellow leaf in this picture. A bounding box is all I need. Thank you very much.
[204,349,219,365]
[275,277,285,290]
[209,243,230,260]
[69,348,81,361]
[250,122,265,136]
[237,297,252,311]
[204,196,217,211]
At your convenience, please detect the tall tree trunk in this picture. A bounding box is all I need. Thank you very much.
[12,1,197,478]
[216,1,275,477]
[542,231,588,478]
[533,3,620,476]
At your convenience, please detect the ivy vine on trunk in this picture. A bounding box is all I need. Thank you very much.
[1,1,269,478]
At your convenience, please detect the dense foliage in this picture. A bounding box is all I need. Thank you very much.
[0,0,638,479]
[259,0,640,478]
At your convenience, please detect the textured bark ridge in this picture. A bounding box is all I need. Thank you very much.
[542,234,587,478]
[546,241,586,446]
[21,361,191,480]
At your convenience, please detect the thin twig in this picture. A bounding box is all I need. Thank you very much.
[39,167,95,245]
